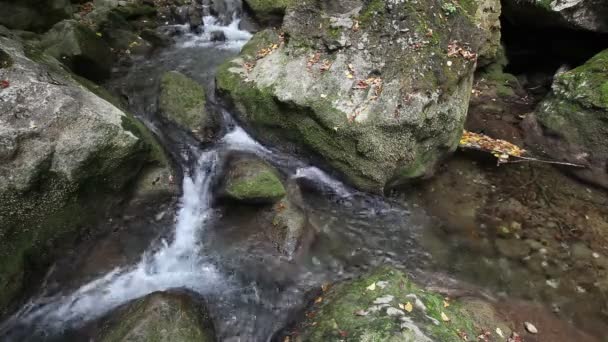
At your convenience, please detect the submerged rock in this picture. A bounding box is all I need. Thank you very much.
[96,291,215,342]
[523,49,608,189]
[503,0,608,33]
[0,33,172,313]
[289,267,510,341]
[159,71,207,140]
[40,20,113,81]
[217,0,488,193]
[220,155,286,204]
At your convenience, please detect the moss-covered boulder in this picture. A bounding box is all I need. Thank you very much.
[523,49,608,189]
[217,0,486,193]
[220,155,286,204]
[503,0,608,33]
[243,0,294,26]
[0,0,72,32]
[40,19,113,81]
[291,267,511,341]
[159,71,208,140]
[0,34,173,314]
[96,291,215,342]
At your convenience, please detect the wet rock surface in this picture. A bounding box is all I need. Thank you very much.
[217,0,489,193]
[94,291,215,342]
[219,154,286,204]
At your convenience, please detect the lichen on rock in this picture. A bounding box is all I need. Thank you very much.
[291,267,510,341]
[217,0,486,193]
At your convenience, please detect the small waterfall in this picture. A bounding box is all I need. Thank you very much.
[1,151,223,336]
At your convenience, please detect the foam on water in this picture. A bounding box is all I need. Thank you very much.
[294,166,353,198]
[179,16,252,50]
[1,151,222,335]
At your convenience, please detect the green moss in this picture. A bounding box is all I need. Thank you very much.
[159,71,207,133]
[98,292,215,342]
[358,0,386,27]
[601,81,608,106]
[226,170,286,202]
[297,267,484,341]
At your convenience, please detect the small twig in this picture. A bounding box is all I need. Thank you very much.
[503,155,587,168]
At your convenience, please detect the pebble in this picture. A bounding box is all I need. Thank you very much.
[373,295,394,305]
[386,307,405,316]
[592,252,600,259]
[524,321,538,334]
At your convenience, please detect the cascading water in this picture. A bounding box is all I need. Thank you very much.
[0,11,426,342]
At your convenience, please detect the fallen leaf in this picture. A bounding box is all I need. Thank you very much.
[0,80,9,89]
[404,302,413,312]
[496,327,504,338]
[441,311,450,322]
[314,296,323,304]
[366,282,376,291]
[443,300,450,308]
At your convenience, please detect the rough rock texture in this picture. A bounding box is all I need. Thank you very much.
[243,0,294,26]
[290,267,510,341]
[220,155,286,204]
[40,20,113,81]
[0,32,172,313]
[159,71,207,140]
[503,0,608,33]
[523,49,608,189]
[0,0,72,32]
[96,291,215,342]
[474,0,502,66]
[217,0,486,193]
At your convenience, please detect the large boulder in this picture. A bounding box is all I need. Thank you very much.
[523,49,608,189]
[0,33,173,313]
[288,267,512,341]
[503,0,608,33]
[0,0,72,32]
[96,291,215,342]
[159,71,208,141]
[40,20,113,81]
[217,0,486,193]
[219,155,286,204]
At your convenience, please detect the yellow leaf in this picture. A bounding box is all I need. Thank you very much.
[404,302,413,312]
[95,32,102,37]
[443,300,450,308]
[366,282,376,291]
[441,311,450,322]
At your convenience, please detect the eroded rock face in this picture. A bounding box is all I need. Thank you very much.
[0,33,172,313]
[523,49,608,189]
[96,291,215,342]
[217,0,488,193]
[503,0,608,33]
[288,267,511,341]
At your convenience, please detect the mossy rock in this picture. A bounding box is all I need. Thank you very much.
[293,267,510,341]
[97,291,215,342]
[40,19,113,81]
[524,48,608,188]
[0,34,173,314]
[243,0,294,26]
[159,71,207,140]
[220,156,286,204]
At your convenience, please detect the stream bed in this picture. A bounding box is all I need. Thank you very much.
[1,12,607,342]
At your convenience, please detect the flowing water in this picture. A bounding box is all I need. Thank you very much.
[0,15,430,341]
[3,9,605,342]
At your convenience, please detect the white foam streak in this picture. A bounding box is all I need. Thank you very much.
[294,167,352,198]
[221,126,272,154]
[180,16,252,50]
[8,152,221,332]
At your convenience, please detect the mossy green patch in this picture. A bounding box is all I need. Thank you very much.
[296,267,490,341]
[223,157,286,204]
[159,71,207,134]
